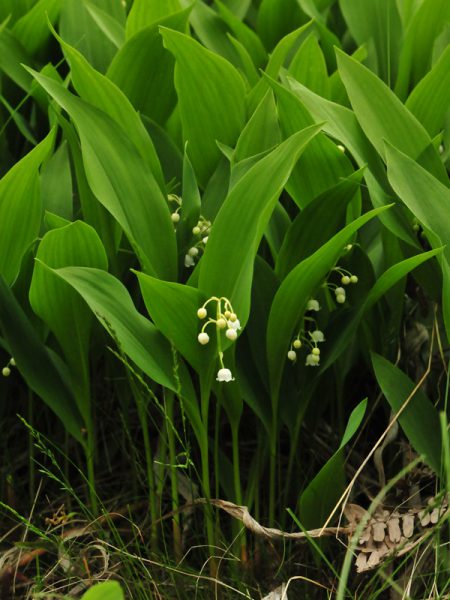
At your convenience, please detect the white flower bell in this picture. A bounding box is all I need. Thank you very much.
[216,368,234,382]
[310,330,325,343]
[305,353,320,367]
[306,299,320,312]
[184,254,195,268]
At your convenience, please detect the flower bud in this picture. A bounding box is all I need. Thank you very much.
[293,339,302,349]
[341,275,351,285]
[192,226,201,235]
[216,318,227,329]
[336,294,346,304]
[224,310,231,318]
[229,313,237,322]
[10,358,16,367]
[287,350,297,361]
[306,299,320,312]
[337,144,345,153]
[171,212,180,223]
[312,347,320,356]
[197,307,207,319]
[202,236,208,244]
[2,366,11,377]
[188,247,199,257]
[198,332,210,345]
[226,328,237,341]
[350,275,358,284]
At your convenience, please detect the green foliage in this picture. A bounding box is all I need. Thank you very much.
[0,2,448,596]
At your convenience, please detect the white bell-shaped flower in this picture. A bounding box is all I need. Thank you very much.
[310,330,325,343]
[216,368,234,382]
[306,299,320,312]
[305,353,320,367]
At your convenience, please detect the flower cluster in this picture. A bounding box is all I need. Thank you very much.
[184,216,211,268]
[287,324,325,368]
[197,296,240,382]
[2,357,16,377]
[330,267,358,305]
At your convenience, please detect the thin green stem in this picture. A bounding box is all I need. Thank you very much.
[165,391,182,562]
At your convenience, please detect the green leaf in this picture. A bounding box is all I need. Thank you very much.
[11,0,60,55]
[29,222,108,420]
[84,0,125,49]
[0,26,33,97]
[0,278,84,443]
[29,70,177,280]
[59,0,125,73]
[160,27,246,186]
[275,170,364,280]
[405,43,450,137]
[286,77,419,246]
[339,0,402,83]
[199,125,323,323]
[0,130,54,285]
[299,398,367,528]
[320,247,443,371]
[267,206,390,402]
[288,33,329,98]
[125,0,181,38]
[57,31,165,192]
[81,581,124,600]
[385,143,450,339]
[50,267,200,436]
[395,0,450,99]
[108,8,191,126]
[372,353,442,474]
[234,90,280,163]
[257,0,306,51]
[40,142,73,220]
[269,75,352,208]
[336,49,447,183]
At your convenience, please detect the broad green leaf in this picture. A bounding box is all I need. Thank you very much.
[385,143,450,339]
[288,33,329,98]
[395,0,450,99]
[275,171,364,279]
[227,35,260,86]
[336,49,447,183]
[405,44,450,137]
[0,26,33,93]
[257,0,306,51]
[267,206,390,402]
[49,266,201,438]
[59,0,125,72]
[218,0,251,20]
[287,78,419,246]
[81,581,124,600]
[29,70,177,280]
[161,27,246,186]
[299,398,367,528]
[12,0,60,55]
[215,0,267,68]
[125,0,181,38]
[0,278,83,443]
[269,76,352,208]
[175,145,201,258]
[199,126,323,324]
[57,31,164,192]
[234,90,280,163]
[372,353,442,474]
[136,273,213,376]
[339,0,402,83]
[320,247,443,371]
[29,222,108,420]
[108,8,191,126]
[40,142,73,221]
[0,130,54,285]
[0,0,36,24]
[84,0,125,48]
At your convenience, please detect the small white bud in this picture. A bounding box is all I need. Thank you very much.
[341,275,351,285]
[293,339,302,349]
[216,318,227,329]
[10,358,16,367]
[350,275,358,284]
[287,350,297,361]
[188,247,199,257]
[439,144,444,155]
[184,254,195,268]
[335,287,345,296]
[345,244,353,251]
[312,347,320,356]
[2,366,11,377]
[198,332,210,345]
[337,144,345,153]
[171,212,180,223]
[226,328,237,341]
[224,310,231,318]
[336,294,346,304]
[306,299,320,312]
[197,307,207,319]
[202,236,208,244]
[192,226,201,235]
[229,313,237,322]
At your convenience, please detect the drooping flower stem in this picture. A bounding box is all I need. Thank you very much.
[165,390,182,561]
